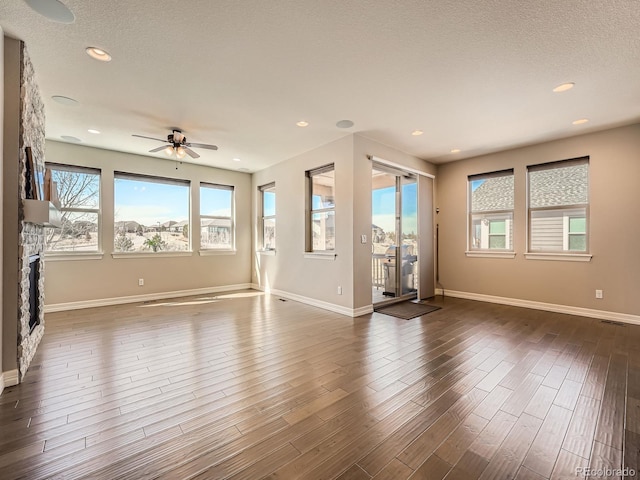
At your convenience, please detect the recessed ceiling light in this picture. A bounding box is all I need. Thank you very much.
[450,148,461,154]
[88,129,100,134]
[411,130,424,136]
[86,47,112,62]
[233,158,241,162]
[296,121,309,127]
[553,82,575,93]
[51,95,79,106]
[61,135,81,143]
[25,0,75,24]
[336,120,354,129]
[572,118,589,125]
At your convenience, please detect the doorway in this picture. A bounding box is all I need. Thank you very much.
[371,164,419,305]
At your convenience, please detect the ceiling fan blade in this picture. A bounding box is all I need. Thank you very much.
[149,145,169,153]
[184,147,200,159]
[132,134,168,143]
[187,142,218,151]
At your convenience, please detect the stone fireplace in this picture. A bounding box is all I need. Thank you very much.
[3,38,47,383]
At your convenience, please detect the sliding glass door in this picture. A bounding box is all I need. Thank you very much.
[371,164,418,305]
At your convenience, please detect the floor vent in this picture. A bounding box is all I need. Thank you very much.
[600,319,625,326]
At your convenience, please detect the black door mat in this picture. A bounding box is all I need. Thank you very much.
[374,301,441,320]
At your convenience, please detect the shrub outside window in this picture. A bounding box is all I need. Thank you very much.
[114,173,190,252]
[200,183,234,250]
[468,169,514,251]
[307,165,335,252]
[528,158,589,253]
[45,164,101,253]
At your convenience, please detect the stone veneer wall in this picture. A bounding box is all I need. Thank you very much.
[16,42,46,381]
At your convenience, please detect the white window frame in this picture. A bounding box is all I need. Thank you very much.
[199,182,235,252]
[113,172,191,256]
[259,182,276,252]
[306,164,336,254]
[466,169,515,258]
[525,158,591,262]
[44,163,102,257]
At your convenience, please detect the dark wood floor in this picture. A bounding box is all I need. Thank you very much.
[0,291,638,479]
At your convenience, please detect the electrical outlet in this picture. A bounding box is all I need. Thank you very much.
[138,278,144,286]
[337,286,342,295]
[595,289,603,299]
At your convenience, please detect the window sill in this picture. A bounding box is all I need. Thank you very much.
[304,252,337,260]
[43,252,104,261]
[465,251,516,259]
[112,251,192,259]
[258,250,276,256]
[524,252,592,262]
[199,249,236,256]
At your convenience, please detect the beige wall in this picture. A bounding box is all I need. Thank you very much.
[0,30,4,377]
[436,123,640,316]
[251,135,355,308]
[44,141,252,306]
[3,36,19,373]
[251,133,435,312]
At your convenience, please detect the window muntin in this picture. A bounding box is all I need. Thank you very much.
[307,165,335,252]
[114,173,190,252]
[45,164,101,253]
[528,158,589,253]
[468,170,514,251]
[259,183,275,250]
[200,183,234,250]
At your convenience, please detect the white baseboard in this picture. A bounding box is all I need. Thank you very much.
[251,283,373,318]
[45,284,253,313]
[0,369,20,396]
[436,288,640,326]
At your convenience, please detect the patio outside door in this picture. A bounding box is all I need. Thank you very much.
[371,164,418,305]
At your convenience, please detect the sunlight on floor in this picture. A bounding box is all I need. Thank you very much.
[138,290,265,308]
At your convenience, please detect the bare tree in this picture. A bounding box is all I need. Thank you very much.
[46,169,99,251]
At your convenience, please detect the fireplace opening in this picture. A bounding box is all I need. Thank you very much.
[28,254,40,333]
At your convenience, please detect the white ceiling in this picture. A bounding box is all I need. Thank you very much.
[1,0,639,172]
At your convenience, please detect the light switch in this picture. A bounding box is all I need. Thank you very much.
[361,234,367,244]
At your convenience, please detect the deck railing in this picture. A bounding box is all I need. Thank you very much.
[372,254,387,290]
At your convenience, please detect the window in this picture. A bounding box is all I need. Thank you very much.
[306,165,335,252]
[114,173,190,252]
[468,169,514,251]
[45,164,101,253]
[200,183,234,250]
[528,158,589,253]
[259,183,276,250]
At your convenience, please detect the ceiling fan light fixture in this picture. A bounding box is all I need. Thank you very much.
[176,147,187,159]
[86,47,112,62]
[164,146,174,156]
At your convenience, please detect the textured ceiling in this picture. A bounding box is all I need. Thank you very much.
[1,0,639,172]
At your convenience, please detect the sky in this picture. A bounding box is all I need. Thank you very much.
[112,175,417,232]
[372,183,417,234]
[114,178,232,226]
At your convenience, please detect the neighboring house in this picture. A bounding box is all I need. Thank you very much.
[528,164,588,251]
[470,176,514,250]
[114,220,143,233]
[201,218,232,247]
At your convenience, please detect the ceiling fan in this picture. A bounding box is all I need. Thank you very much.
[132,129,218,159]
